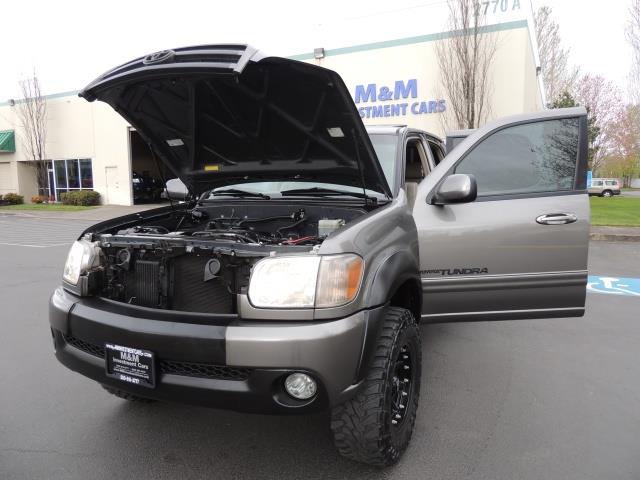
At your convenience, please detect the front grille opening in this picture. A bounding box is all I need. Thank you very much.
[160,360,250,381]
[106,252,238,314]
[62,334,249,381]
[63,334,105,358]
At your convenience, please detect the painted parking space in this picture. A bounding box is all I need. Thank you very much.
[588,275,640,297]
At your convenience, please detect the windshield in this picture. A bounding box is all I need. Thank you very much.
[204,133,399,200]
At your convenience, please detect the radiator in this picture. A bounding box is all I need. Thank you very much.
[171,255,234,313]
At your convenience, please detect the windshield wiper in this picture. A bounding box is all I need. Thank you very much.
[205,189,271,200]
[281,187,379,203]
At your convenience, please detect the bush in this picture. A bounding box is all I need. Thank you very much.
[3,193,24,205]
[31,195,47,204]
[59,192,73,205]
[60,190,101,206]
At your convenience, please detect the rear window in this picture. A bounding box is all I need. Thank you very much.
[605,180,618,186]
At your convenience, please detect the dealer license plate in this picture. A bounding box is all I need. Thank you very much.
[105,343,155,388]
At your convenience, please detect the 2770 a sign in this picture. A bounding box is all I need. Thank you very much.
[475,0,521,15]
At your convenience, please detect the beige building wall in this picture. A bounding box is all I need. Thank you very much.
[0,94,132,205]
[0,161,15,196]
[303,25,543,137]
[0,105,20,196]
[0,20,543,205]
[90,102,132,205]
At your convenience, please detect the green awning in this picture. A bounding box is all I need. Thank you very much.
[0,130,15,153]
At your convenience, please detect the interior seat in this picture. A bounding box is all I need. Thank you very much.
[405,146,425,208]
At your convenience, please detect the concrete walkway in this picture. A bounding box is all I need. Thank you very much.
[590,226,640,242]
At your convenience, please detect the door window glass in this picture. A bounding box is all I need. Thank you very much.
[66,160,80,188]
[80,159,93,188]
[54,160,66,189]
[455,118,579,196]
[428,141,445,165]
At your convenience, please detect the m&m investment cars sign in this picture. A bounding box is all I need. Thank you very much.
[353,79,446,119]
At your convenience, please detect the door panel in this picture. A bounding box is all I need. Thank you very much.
[419,194,589,320]
[413,107,589,322]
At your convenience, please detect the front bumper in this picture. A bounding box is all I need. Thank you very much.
[49,287,384,413]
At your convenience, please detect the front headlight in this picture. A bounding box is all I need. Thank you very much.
[63,240,102,285]
[248,254,363,309]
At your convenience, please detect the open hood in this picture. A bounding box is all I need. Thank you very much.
[80,44,391,198]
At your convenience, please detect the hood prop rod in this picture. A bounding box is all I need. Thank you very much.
[150,145,180,216]
[352,128,374,207]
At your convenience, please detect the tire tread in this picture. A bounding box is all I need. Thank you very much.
[330,307,420,466]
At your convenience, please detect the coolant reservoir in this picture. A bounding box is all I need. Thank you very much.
[318,219,345,238]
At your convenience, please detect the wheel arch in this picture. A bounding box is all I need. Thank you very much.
[364,249,422,318]
[355,251,421,381]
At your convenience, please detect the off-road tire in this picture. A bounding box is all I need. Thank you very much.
[330,307,421,466]
[101,385,156,403]
[602,190,613,197]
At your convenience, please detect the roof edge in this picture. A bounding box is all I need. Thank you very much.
[289,20,528,60]
[0,89,80,107]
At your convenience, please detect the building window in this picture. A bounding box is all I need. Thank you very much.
[47,159,93,201]
[80,159,93,189]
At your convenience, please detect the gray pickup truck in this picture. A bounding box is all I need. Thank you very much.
[49,45,590,466]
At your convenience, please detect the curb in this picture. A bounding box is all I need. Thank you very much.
[590,233,640,242]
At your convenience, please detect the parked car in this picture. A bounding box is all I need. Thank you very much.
[444,128,475,153]
[49,44,590,467]
[588,178,621,197]
[132,171,163,202]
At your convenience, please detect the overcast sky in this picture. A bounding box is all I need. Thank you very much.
[0,0,632,101]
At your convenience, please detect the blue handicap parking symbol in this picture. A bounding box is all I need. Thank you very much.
[587,276,640,297]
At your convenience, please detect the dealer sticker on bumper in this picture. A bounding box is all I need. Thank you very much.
[105,343,155,388]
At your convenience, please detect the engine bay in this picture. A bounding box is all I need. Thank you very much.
[111,203,360,246]
[92,202,366,314]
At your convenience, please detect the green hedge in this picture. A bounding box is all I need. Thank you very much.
[3,193,24,204]
[59,190,101,206]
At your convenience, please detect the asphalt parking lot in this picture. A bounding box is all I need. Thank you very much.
[0,213,638,480]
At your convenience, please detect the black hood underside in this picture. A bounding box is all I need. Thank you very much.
[79,44,391,197]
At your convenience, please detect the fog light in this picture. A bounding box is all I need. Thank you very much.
[284,373,317,400]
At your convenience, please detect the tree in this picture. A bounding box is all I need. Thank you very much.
[574,75,625,173]
[550,91,578,109]
[435,0,499,130]
[604,104,640,186]
[626,0,640,104]
[16,75,48,198]
[534,6,579,106]
[550,91,601,171]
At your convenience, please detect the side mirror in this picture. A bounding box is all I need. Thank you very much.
[431,174,477,205]
[165,178,188,200]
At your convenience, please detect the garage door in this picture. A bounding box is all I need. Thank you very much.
[0,162,12,193]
